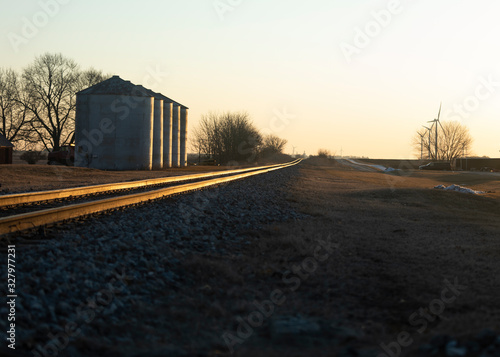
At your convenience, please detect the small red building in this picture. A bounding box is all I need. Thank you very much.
[0,133,14,164]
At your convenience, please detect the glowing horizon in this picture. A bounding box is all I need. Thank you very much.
[2,0,500,159]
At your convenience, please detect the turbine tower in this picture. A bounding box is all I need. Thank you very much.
[427,102,443,160]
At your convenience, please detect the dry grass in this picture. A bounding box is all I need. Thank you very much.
[238,160,500,355]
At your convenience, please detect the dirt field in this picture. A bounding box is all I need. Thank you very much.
[169,158,500,356]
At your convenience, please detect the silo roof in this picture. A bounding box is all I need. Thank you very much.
[0,133,14,148]
[135,85,189,109]
[159,93,189,109]
[77,76,152,97]
[78,75,189,108]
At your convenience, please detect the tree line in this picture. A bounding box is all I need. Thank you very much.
[412,121,473,161]
[0,53,107,151]
[2,53,289,163]
[191,112,288,164]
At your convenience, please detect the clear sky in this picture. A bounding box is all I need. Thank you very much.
[2,0,500,158]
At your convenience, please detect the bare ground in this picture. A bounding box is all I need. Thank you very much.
[249,159,500,355]
[151,158,500,356]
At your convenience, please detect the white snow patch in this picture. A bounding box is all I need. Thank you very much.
[346,159,388,171]
[434,184,484,194]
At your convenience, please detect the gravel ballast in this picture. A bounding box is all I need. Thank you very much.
[0,165,303,356]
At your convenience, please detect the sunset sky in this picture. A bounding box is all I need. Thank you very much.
[2,0,500,158]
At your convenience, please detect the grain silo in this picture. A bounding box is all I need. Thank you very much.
[75,76,154,170]
[136,88,187,169]
[160,95,188,168]
[180,106,188,167]
[152,98,163,169]
[171,104,181,167]
[75,75,188,170]
[136,85,165,170]
[163,101,173,168]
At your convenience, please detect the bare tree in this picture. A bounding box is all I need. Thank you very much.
[21,53,81,151]
[317,148,331,158]
[191,113,218,159]
[413,121,472,161]
[260,134,287,157]
[20,53,107,151]
[193,111,262,164]
[79,68,109,89]
[438,121,473,161]
[0,68,29,142]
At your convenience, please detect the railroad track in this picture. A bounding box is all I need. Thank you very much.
[0,159,301,236]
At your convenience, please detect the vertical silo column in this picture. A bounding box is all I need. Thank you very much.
[172,104,180,167]
[180,107,188,167]
[163,102,173,168]
[152,98,163,169]
[141,96,154,170]
[74,93,89,168]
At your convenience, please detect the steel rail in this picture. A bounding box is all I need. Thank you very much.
[0,159,301,235]
[0,160,301,208]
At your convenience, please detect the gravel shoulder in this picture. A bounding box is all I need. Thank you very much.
[1,159,500,356]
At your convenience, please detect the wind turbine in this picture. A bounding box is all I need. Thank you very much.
[292,146,297,157]
[422,125,433,159]
[427,102,443,161]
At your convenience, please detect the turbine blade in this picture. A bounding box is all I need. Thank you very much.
[437,102,442,120]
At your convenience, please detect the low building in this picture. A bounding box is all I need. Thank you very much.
[0,134,14,165]
[75,75,188,170]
